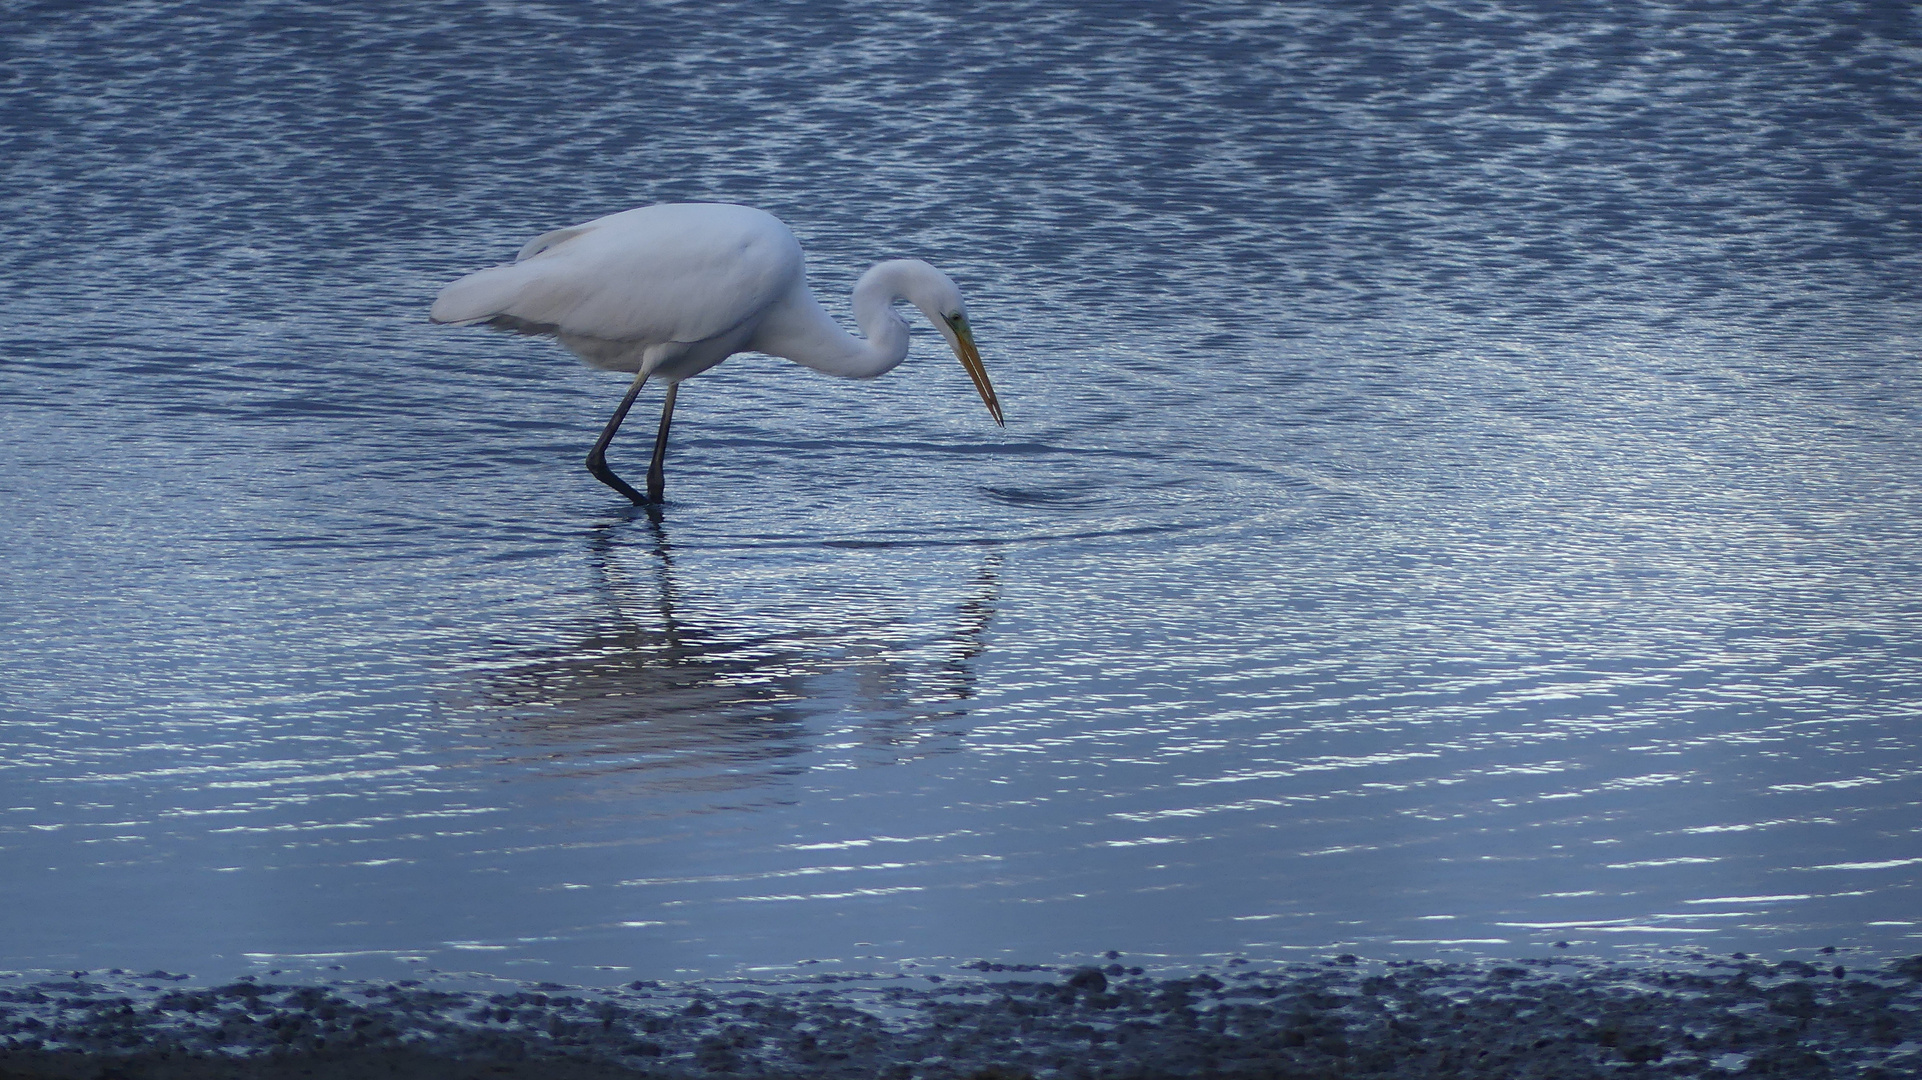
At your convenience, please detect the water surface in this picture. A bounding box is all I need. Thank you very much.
[2,0,1919,984]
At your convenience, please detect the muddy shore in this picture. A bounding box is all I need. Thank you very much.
[2,954,1917,1079]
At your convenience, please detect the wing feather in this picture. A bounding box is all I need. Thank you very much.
[431,204,801,345]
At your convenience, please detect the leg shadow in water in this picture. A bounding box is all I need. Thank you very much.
[465,510,1004,797]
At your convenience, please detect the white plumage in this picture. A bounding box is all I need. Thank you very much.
[432,203,1002,504]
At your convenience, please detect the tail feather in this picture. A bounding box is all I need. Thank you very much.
[429,265,530,325]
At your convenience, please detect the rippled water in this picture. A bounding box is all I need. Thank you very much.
[3,1,1919,985]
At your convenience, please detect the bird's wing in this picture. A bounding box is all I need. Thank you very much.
[516,225,594,262]
[431,205,801,345]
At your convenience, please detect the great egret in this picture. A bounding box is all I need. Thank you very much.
[430,203,1004,504]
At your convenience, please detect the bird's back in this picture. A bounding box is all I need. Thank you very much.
[430,204,804,352]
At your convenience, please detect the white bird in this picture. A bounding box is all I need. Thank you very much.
[430,202,1004,504]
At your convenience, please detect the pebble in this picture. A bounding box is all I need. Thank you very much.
[0,953,1915,1078]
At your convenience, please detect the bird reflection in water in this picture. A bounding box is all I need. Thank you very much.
[473,510,1003,796]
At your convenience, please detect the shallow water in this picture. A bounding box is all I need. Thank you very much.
[3,1,1919,986]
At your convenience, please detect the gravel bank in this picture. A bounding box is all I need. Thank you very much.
[1,954,1917,1078]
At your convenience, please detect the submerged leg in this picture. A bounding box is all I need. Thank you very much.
[646,382,678,503]
[586,371,651,505]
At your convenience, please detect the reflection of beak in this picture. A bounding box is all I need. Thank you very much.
[942,314,1005,427]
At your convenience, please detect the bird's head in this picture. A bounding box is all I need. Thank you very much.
[855,259,1004,426]
[876,260,1003,428]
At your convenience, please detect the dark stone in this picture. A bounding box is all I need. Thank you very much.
[1621,1042,1665,1063]
[1743,1046,1833,1076]
[1066,968,1107,995]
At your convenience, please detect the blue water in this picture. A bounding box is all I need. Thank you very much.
[3,1,1919,986]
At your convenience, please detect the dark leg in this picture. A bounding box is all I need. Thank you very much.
[586,371,651,505]
[646,382,678,503]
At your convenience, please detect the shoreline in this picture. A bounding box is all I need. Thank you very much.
[1,953,1917,1078]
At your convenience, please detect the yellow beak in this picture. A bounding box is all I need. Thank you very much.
[943,314,1004,427]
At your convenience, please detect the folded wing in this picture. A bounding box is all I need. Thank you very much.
[430,204,802,347]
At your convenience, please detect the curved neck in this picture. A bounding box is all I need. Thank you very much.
[844,260,929,374]
[756,260,947,379]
